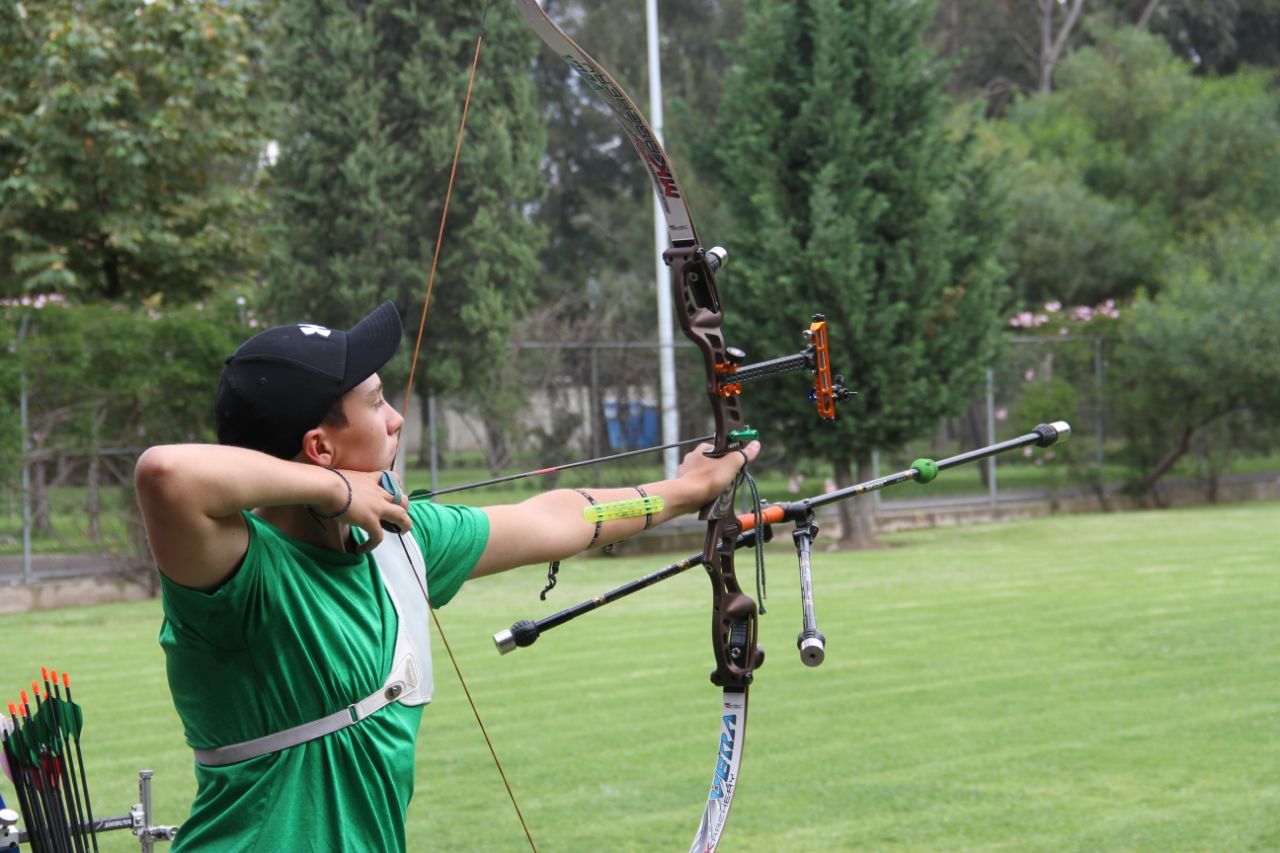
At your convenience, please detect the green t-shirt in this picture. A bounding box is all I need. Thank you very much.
[159,500,488,852]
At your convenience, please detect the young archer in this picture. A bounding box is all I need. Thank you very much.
[135,301,758,851]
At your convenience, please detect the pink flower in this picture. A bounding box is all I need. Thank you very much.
[1024,368,1036,382]
[995,407,1007,421]
[1045,300,1062,312]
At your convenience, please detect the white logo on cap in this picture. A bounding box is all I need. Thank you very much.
[298,324,332,337]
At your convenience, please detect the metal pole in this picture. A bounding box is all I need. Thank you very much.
[139,770,155,853]
[986,367,998,508]
[18,312,31,585]
[870,449,881,513]
[647,0,679,480]
[427,393,439,493]
[1094,336,1105,472]
[590,345,601,488]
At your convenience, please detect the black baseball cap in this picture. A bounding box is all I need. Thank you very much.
[215,301,402,459]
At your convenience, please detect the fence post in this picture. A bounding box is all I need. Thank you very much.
[589,344,602,488]
[19,312,32,584]
[1094,336,1105,472]
[986,366,998,508]
[428,392,440,493]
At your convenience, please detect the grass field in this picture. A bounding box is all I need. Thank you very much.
[2,502,1277,851]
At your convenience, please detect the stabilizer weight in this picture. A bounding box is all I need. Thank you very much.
[493,619,540,655]
[1034,421,1071,447]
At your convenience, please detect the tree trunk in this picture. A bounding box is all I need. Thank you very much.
[482,412,511,477]
[835,454,883,549]
[32,460,54,537]
[87,451,101,543]
[1036,0,1085,93]
[416,391,432,469]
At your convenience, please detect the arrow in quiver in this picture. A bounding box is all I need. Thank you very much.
[1,668,98,853]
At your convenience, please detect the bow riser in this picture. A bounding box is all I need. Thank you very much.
[667,247,743,460]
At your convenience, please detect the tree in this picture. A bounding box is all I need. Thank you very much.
[265,0,547,472]
[693,0,1009,546]
[928,0,1280,113]
[1109,222,1280,503]
[1,295,249,553]
[992,21,1280,306]
[0,0,274,302]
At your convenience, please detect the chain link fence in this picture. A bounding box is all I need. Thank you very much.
[5,336,1275,592]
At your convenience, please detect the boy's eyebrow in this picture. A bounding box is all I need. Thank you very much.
[365,382,384,400]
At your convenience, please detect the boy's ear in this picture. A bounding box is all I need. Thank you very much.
[299,427,336,467]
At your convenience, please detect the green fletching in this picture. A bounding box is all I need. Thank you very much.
[9,719,38,766]
[54,697,83,740]
[912,458,939,484]
[28,704,60,755]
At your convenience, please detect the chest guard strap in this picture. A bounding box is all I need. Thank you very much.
[194,531,432,767]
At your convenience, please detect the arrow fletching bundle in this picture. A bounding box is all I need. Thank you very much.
[3,668,98,851]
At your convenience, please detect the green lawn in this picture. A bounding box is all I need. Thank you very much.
[2,502,1277,851]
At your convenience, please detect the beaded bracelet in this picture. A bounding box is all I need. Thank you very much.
[306,467,352,520]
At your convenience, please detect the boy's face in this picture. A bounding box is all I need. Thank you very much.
[325,373,404,471]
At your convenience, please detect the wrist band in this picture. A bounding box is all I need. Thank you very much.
[306,467,352,520]
[634,485,655,529]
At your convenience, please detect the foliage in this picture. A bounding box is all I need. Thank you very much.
[998,157,1160,308]
[991,21,1280,308]
[264,1,546,406]
[929,0,1280,111]
[690,0,1008,542]
[0,295,251,495]
[0,0,275,303]
[1108,221,1280,500]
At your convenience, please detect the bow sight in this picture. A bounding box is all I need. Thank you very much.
[717,313,856,422]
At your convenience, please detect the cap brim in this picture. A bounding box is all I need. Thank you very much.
[341,301,403,394]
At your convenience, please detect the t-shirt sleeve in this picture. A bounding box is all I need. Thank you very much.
[408,500,489,608]
[159,511,266,651]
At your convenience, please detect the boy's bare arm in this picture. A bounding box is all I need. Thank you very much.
[135,445,410,591]
[473,441,759,577]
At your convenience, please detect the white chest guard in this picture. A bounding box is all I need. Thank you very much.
[194,532,433,766]
[369,530,434,706]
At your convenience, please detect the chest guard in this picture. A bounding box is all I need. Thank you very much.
[193,531,433,766]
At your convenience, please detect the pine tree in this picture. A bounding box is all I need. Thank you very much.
[693,0,1008,545]
[266,0,546,460]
